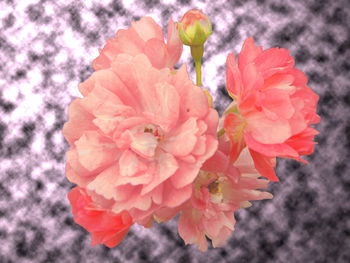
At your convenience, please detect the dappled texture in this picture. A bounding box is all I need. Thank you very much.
[224,37,320,181]
[1,0,349,262]
[63,53,218,227]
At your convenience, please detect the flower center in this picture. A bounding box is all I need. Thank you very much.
[208,180,221,194]
[143,124,164,142]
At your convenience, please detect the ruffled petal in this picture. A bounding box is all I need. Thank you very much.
[237,36,263,73]
[249,149,279,181]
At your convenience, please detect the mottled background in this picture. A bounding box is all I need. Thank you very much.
[0,0,349,262]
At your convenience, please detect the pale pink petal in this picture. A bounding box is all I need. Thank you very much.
[92,117,122,137]
[66,147,105,178]
[92,49,111,71]
[131,17,163,42]
[203,108,219,136]
[178,209,201,239]
[65,163,95,187]
[163,181,193,207]
[87,164,119,199]
[119,149,148,177]
[62,99,95,145]
[191,136,207,156]
[114,28,145,55]
[181,84,209,119]
[153,206,181,223]
[161,117,198,156]
[141,151,178,195]
[246,110,292,144]
[144,38,166,69]
[142,81,179,133]
[203,216,224,238]
[234,147,259,174]
[165,18,183,68]
[114,184,141,202]
[130,132,158,158]
[211,227,233,248]
[201,150,228,174]
[151,184,164,205]
[80,69,141,111]
[196,135,219,162]
[170,160,200,189]
[75,131,119,172]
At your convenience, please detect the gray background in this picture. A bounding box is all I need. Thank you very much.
[0,0,349,262]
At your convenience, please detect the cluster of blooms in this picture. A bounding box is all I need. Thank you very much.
[63,9,320,252]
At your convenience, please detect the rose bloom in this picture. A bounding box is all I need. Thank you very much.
[68,186,133,247]
[92,16,182,71]
[177,136,273,252]
[224,37,321,181]
[62,53,218,227]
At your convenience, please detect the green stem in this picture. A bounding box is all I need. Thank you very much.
[190,45,204,87]
[195,59,202,87]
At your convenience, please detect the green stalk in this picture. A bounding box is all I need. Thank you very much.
[190,45,204,87]
[195,59,202,87]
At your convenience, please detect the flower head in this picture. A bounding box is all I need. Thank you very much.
[177,145,273,252]
[93,16,182,71]
[67,186,133,248]
[224,37,321,181]
[63,53,219,226]
[178,9,212,47]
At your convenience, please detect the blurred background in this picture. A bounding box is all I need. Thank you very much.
[0,0,349,262]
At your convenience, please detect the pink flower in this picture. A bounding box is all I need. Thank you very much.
[67,186,133,248]
[224,37,321,181]
[177,143,273,252]
[63,53,219,226]
[92,16,182,71]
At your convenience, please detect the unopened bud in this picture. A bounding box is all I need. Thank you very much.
[178,9,212,47]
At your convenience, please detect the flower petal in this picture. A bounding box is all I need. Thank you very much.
[226,52,242,99]
[75,131,119,172]
[249,149,279,181]
[162,117,198,156]
[166,17,183,68]
[246,110,292,144]
[237,36,263,73]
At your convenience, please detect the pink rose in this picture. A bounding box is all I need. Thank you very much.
[63,53,218,226]
[177,143,273,252]
[67,186,133,248]
[92,16,182,71]
[224,37,321,181]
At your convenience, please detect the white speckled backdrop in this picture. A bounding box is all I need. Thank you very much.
[0,0,349,262]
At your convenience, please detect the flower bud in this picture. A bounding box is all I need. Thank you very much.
[178,9,212,46]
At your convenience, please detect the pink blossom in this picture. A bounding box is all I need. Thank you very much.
[63,53,218,226]
[67,186,133,248]
[224,37,321,181]
[92,16,182,71]
[177,141,273,252]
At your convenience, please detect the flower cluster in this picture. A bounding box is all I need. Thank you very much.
[63,9,320,252]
